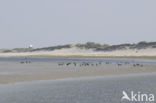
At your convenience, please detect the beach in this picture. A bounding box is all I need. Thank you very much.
[1,0,156,102]
[0,47,156,58]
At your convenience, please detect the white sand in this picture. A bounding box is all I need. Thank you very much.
[0,47,156,57]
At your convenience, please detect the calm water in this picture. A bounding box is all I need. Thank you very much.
[0,57,156,64]
[0,57,156,103]
[0,73,156,103]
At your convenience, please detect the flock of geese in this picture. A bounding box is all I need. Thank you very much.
[19,58,144,68]
[20,58,31,64]
[57,61,144,68]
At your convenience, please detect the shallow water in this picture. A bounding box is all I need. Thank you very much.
[0,57,156,83]
[0,57,156,102]
[0,57,156,63]
[0,73,155,103]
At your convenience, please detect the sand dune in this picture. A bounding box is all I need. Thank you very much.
[0,47,156,57]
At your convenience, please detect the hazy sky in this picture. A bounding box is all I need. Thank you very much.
[0,0,156,48]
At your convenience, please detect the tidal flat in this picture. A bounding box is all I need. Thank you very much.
[0,57,156,84]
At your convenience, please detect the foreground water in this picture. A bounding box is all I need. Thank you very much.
[0,57,156,103]
[0,73,155,103]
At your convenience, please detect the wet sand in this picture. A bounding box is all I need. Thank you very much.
[0,60,156,84]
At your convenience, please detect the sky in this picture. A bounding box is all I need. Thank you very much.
[0,0,156,48]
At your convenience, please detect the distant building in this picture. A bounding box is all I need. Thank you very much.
[28,44,33,50]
